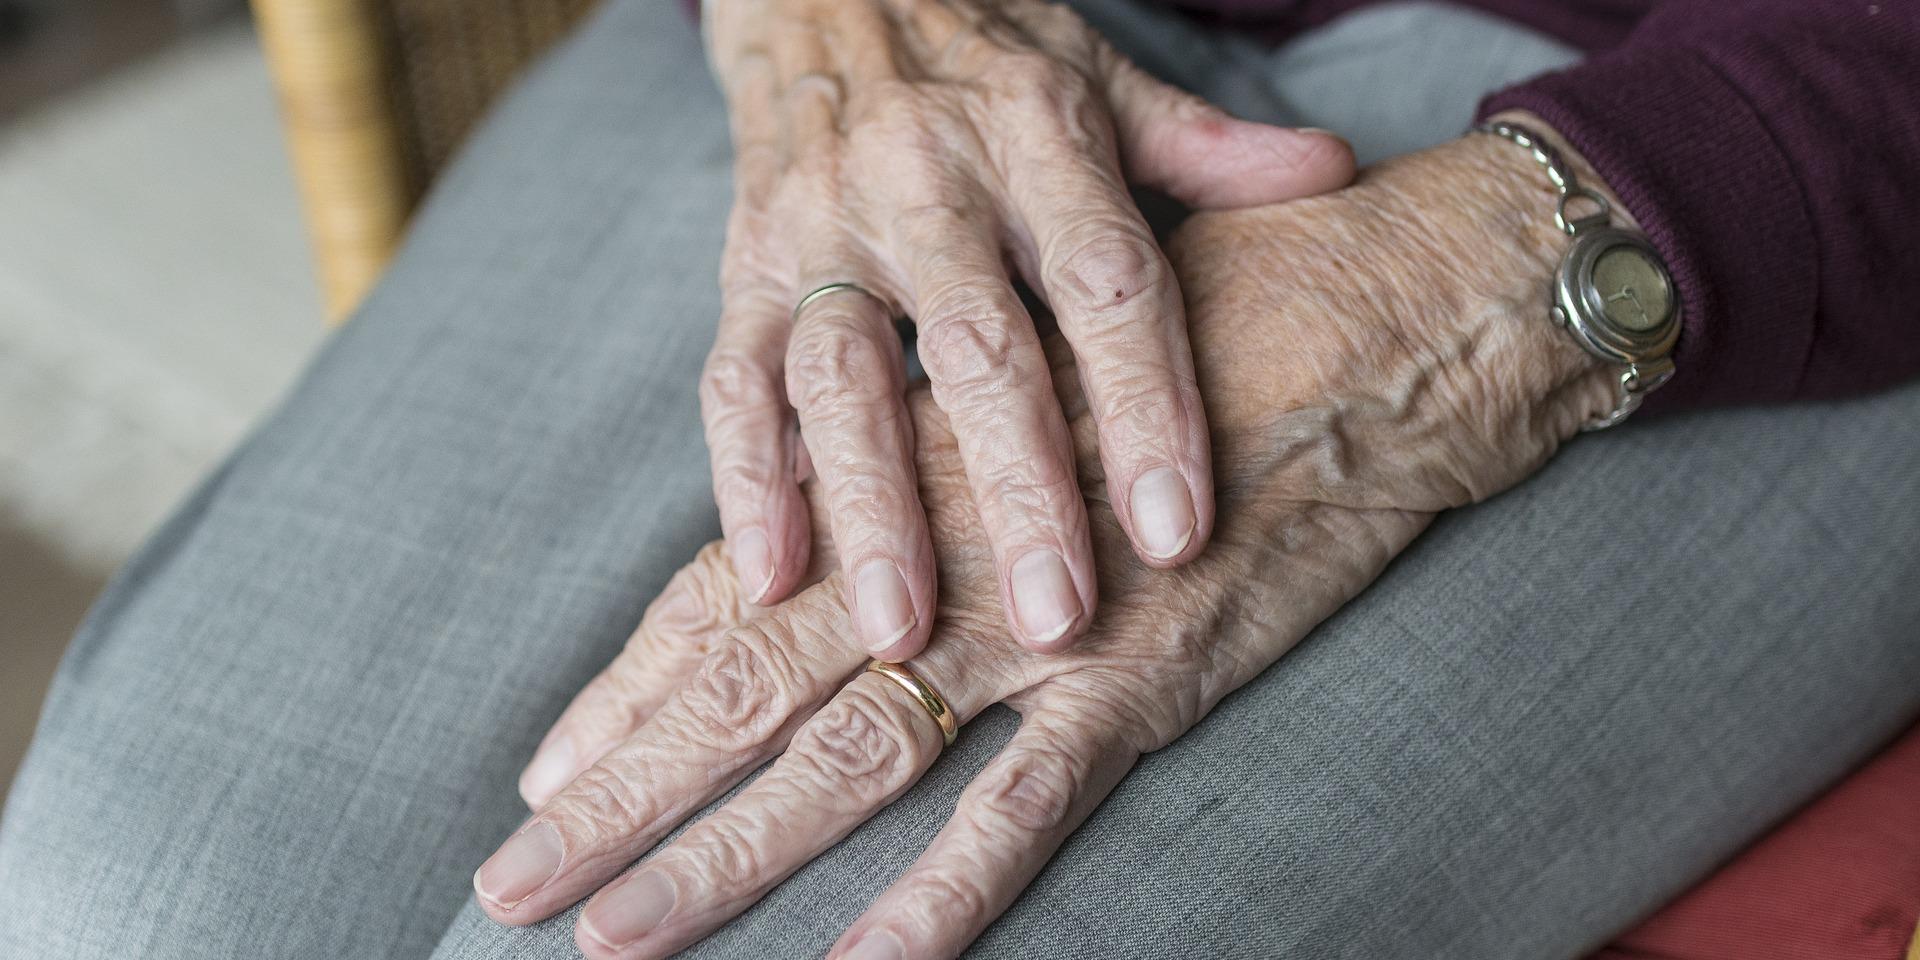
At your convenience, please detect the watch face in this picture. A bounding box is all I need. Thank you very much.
[1591,245,1673,333]
[1555,227,1680,364]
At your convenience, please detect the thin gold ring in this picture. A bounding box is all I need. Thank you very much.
[866,660,958,746]
[792,281,889,323]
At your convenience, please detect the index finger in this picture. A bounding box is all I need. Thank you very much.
[701,281,814,606]
[517,541,755,809]
[473,582,863,927]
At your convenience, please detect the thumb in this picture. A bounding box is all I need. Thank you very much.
[1101,56,1355,209]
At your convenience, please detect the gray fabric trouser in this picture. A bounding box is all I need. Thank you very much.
[3,1,1918,958]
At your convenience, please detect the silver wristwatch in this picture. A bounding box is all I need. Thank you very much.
[1476,120,1679,430]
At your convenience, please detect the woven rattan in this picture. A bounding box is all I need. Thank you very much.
[253,0,601,320]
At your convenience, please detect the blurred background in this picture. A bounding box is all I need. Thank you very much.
[0,0,327,798]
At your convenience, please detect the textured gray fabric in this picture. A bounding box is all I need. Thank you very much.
[4,1,1919,959]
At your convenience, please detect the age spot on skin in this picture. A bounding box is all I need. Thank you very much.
[1054,235,1157,314]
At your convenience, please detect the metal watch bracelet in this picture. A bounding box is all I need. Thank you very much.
[1475,120,1678,431]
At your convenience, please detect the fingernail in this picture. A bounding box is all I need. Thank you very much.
[580,870,676,949]
[1010,550,1081,647]
[732,527,776,603]
[474,821,563,908]
[855,558,917,654]
[841,930,904,960]
[1130,467,1196,560]
[517,737,575,806]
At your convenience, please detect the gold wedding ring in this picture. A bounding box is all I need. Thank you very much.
[792,281,889,323]
[866,660,958,746]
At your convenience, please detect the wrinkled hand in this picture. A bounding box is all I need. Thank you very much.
[483,126,1620,958]
[699,0,1353,658]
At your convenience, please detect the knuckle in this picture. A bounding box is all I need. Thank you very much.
[996,49,1080,97]
[855,81,945,154]
[906,868,991,929]
[889,197,983,247]
[917,303,1023,396]
[825,467,915,529]
[782,70,847,116]
[710,465,774,520]
[700,348,782,415]
[675,630,802,746]
[977,453,1077,524]
[1047,227,1168,317]
[786,316,901,413]
[969,743,1088,835]
[552,760,654,840]
[788,690,925,801]
[989,53,1101,148]
[1093,374,1183,446]
[1271,125,1351,175]
[678,814,769,890]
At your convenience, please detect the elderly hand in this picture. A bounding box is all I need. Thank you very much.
[481,122,1623,958]
[697,0,1353,659]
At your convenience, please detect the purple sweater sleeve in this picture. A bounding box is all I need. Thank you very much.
[1482,1,1920,412]
[1179,0,1920,412]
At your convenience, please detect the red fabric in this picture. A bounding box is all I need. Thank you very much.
[1590,723,1920,960]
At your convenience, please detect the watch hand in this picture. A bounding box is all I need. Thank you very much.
[1606,286,1648,325]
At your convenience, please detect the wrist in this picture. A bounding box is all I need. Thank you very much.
[1483,110,1639,232]
[1166,133,1628,511]
[1475,111,1680,430]
[1435,122,1640,436]
[1378,133,1624,438]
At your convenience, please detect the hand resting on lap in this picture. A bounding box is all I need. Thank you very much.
[698,0,1353,659]
[476,125,1620,959]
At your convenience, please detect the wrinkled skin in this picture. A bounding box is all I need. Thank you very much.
[699,0,1355,659]
[477,125,1622,959]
